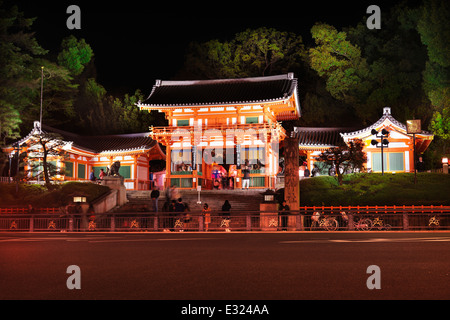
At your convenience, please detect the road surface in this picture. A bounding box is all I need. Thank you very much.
[1,231,450,301]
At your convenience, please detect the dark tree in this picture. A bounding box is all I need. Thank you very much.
[315,139,367,185]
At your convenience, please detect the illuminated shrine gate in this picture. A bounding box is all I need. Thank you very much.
[137,73,301,190]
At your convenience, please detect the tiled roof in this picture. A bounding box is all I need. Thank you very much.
[292,108,434,149]
[18,123,161,155]
[139,73,299,108]
[291,127,358,147]
[341,108,433,138]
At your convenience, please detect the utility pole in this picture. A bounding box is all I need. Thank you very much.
[39,66,44,133]
[371,129,390,175]
[406,120,422,185]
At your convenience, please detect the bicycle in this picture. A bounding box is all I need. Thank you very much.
[340,212,372,231]
[369,216,391,231]
[428,216,440,227]
[310,212,339,231]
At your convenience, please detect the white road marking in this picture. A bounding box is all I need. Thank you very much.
[89,237,219,243]
[280,237,450,244]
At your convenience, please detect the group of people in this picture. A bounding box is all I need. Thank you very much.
[89,168,106,182]
[212,167,236,190]
[201,200,231,231]
[153,185,190,214]
[300,162,321,178]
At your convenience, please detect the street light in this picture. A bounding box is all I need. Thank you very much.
[13,143,20,193]
[406,119,422,184]
[371,128,389,175]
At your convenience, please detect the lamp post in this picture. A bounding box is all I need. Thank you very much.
[14,143,20,193]
[39,66,44,133]
[406,120,422,184]
[8,152,13,183]
[371,128,389,175]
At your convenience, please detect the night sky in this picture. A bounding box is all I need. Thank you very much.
[16,0,401,97]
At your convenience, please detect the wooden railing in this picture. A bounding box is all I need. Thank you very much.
[0,207,60,214]
[1,205,448,231]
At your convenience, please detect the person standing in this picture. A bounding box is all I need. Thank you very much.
[150,186,160,213]
[304,166,310,178]
[202,203,211,232]
[416,156,426,172]
[89,168,96,182]
[311,164,320,177]
[242,160,250,190]
[175,198,185,212]
[221,200,232,232]
[99,168,106,180]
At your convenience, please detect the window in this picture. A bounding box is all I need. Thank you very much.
[177,119,189,126]
[246,117,258,124]
[242,147,265,163]
[389,153,404,171]
[64,162,74,177]
[119,165,131,179]
[78,163,86,179]
[372,152,404,172]
[251,177,265,187]
[372,153,387,172]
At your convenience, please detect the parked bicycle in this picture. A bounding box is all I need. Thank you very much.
[369,216,391,230]
[428,216,440,227]
[310,212,339,231]
[340,212,372,231]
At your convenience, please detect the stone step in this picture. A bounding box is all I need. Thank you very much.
[123,189,269,213]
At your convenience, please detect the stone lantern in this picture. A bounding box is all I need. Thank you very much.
[259,189,279,231]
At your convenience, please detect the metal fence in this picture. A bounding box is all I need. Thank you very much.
[0,205,449,232]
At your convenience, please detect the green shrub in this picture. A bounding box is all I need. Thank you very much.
[300,173,450,206]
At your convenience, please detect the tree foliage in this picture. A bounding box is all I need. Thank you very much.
[417,0,450,142]
[0,2,47,145]
[26,131,68,188]
[315,139,367,185]
[178,27,306,79]
[309,23,369,106]
[57,35,94,76]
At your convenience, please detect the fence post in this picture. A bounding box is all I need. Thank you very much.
[29,215,34,232]
[154,215,159,232]
[110,214,115,232]
[296,214,304,231]
[69,216,74,232]
[246,215,252,231]
[403,212,409,230]
[199,215,204,232]
[348,213,355,231]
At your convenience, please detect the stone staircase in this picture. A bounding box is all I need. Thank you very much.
[120,189,267,214]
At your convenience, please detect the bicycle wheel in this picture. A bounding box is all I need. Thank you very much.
[361,219,372,231]
[325,219,338,231]
[384,224,391,231]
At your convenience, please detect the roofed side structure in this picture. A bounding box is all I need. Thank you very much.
[3,122,166,190]
[293,107,434,174]
[13,122,165,158]
[291,127,359,150]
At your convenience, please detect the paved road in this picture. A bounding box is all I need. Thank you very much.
[1,232,450,301]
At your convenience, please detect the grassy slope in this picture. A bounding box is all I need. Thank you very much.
[300,173,450,206]
[0,182,110,207]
